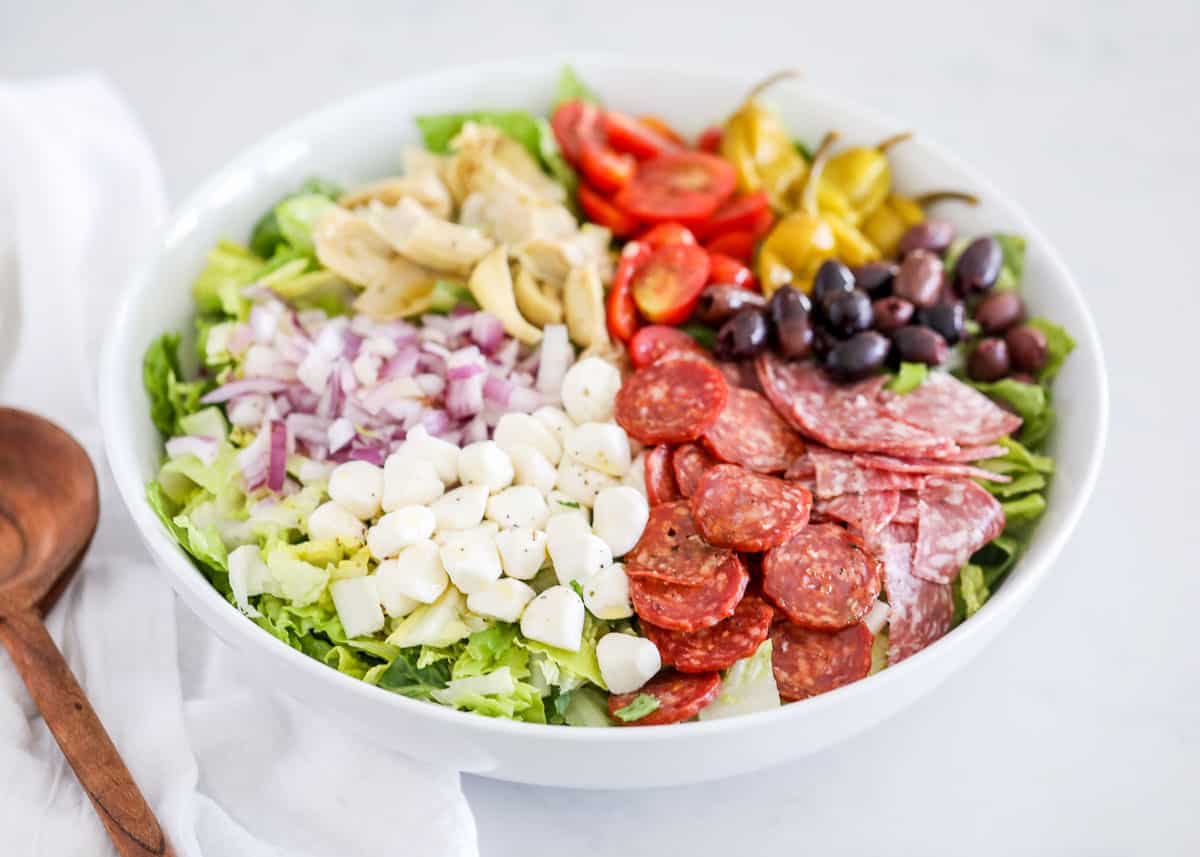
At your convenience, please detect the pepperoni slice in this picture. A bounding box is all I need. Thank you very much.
[703,387,806,473]
[762,523,883,630]
[672,443,719,498]
[625,500,733,586]
[615,150,737,223]
[644,444,682,506]
[629,553,749,632]
[628,324,706,369]
[615,356,728,445]
[770,621,873,701]
[689,465,812,552]
[714,360,763,394]
[643,595,774,673]
[608,670,722,725]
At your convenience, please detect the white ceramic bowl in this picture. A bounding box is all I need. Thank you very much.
[100,57,1107,788]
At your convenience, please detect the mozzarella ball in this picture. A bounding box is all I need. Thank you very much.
[485,485,548,530]
[493,413,562,465]
[383,456,444,512]
[592,486,650,557]
[306,501,366,543]
[458,441,514,493]
[366,505,436,560]
[532,405,575,450]
[623,453,648,496]
[555,457,619,507]
[431,485,488,530]
[375,540,448,606]
[330,576,386,639]
[404,425,461,485]
[565,422,632,476]
[550,531,613,589]
[520,585,585,652]
[560,357,622,424]
[439,527,503,594]
[495,528,547,580]
[583,563,633,620]
[510,443,557,495]
[597,633,661,694]
[466,578,537,623]
[327,461,384,520]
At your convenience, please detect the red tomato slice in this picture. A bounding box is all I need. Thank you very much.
[607,243,650,343]
[578,183,641,237]
[551,99,599,163]
[637,222,698,249]
[579,139,636,192]
[631,244,712,325]
[704,230,756,264]
[629,325,707,368]
[615,152,737,224]
[637,115,686,146]
[604,111,678,160]
[697,125,724,153]
[693,191,771,240]
[707,251,758,290]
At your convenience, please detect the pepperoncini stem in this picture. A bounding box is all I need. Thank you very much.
[798,131,839,216]
[875,130,914,152]
[912,190,981,207]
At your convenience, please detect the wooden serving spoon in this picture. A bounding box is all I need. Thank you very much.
[0,408,174,856]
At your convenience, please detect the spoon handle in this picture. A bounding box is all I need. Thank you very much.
[0,608,175,857]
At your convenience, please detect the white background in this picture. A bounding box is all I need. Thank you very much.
[5,0,1200,854]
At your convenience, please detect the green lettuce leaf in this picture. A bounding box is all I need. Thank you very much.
[555,65,601,106]
[887,362,928,394]
[376,646,453,701]
[518,613,607,690]
[970,377,1054,448]
[417,111,542,159]
[698,640,781,721]
[274,194,338,257]
[143,333,209,437]
[147,481,232,596]
[679,322,717,351]
[562,686,612,727]
[192,240,262,318]
[958,563,989,618]
[993,233,1026,291]
[250,178,342,259]
[537,118,578,197]
[869,630,889,675]
[612,693,659,723]
[1026,317,1076,383]
[1001,493,1047,526]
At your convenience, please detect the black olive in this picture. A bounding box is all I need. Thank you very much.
[693,284,767,326]
[775,316,814,360]
[825,331,891,382]
[824,289,873,338]
[872,297,915,333]
[768,285,812,326]
[916,301,966,345]
[974,292,1025,335]
[1005,325,1048,373]
[954,236,1003,294]
[893,250,944,308]
[967,337,1011,381]
[891,325,949,366]
[898,218,956,256]
[852,262,898,300]
[812,260,856,310]
[714,309,770,361]
[811,326,839,358]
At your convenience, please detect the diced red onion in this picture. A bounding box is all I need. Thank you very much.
[483,374,513,407]
[347,440,387,466]
[462,415,489,444]
[446,373,485,419]
[490,338,520,372]
[864,601,891,635]
[165,435,219,465]
[470,313,507,353]
[327,417,356,452]
[202,377,290,404]
[249,303,281,343]
[237,427,271,490]
[536,324,572,398]
[415,373,445,398]
[507,385,541,413]
[227,323,255,356]
[447,362,485,381]
[421,408,451,437]
[267,420,288,492]
[380,347,419,381]
[286,412,330,445]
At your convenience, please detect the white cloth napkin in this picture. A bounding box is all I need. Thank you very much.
[0,74,479,857]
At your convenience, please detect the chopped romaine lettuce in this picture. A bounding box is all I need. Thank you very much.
[517,613,607,690]
[958,564,989,618]
[970,377,1054,448]
[887,362,928,394]
[274,194,337,256]
[562,686,612,727]
[555,65,601,106]
[192,240,262,318]
[869,630,889,675]
[611,693,659,722]
[417,111,542,159]
[143,333,208,437]
[698,640,781,721]
[250,178,341,259]
[376,646,453,701]
[1026,317,1076,383]
[993,233,1026,291]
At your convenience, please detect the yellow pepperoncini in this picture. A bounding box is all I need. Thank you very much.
[720,71,808,212]
[862,191,979,258]
[757,132,840,296]
[818,131,912,226]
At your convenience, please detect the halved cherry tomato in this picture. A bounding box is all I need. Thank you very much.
[693,191,772,240]
[603,111,677,160]
[615,151,737,224]
[578,183,641,237]
[696,125,724,153]
[579,139,636,192]
[607,241,651,342]
[637,115,686,146]
[551,99,596,163]
[704,230,756,264]
[631,244,712,324]
[629,325,706,368]
[637,222,698,249]
[707,251,757,290]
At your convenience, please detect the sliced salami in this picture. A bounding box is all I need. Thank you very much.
[629,553,750,632]
[816,490,900,537]
[892,492,921,525]
[643,595,775,673]
[755,354,959,459]
[879,371,1023,447]
[873,522,953,665]
[616,356,729,445]
[672,443,719,498]
[608,670,722,725]
[808,446,926,499]
[940,444,1007,462]
[762,523,883,629]
[644,444,682,506]
[913,478,1005,584]
[770,621,873,701]
[784,452,817,486]
[715,360,763,393]
[625,500,733,586]
[702,387,806,473]
[689,464,813,552]
[852,452,1012,484]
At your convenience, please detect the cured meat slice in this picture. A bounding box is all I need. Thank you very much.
[879,371,1023,447]
[689,464,812,552]
[912,478,1005,584]
[715,360,763,393]
[643,596,775,673]
[629,553,749,632]
[608,670,722,725]
[808,446,926,499]
[852,452,1012,484]
[615,356,729,445]
[644,444,682,506]
[892,492,921,525]
[874,522,953,664]
[940,444,1007,462]
[762,523,883,629]
[672,443,719,498]
[770,621,873,701]
[816,490,900,536]
[755,354,959,458]
[702,387,806,473]
[625,500,732,586]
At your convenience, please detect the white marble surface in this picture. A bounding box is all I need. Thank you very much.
[5,0,1199,853]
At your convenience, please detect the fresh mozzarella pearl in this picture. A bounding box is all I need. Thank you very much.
[330,576,386,639]
[296,458,336,485]
[306,501,366,543]
[493,413,562,465]
[550,529,613,588]
[495,528,547,580]
[532,406,575,450]
[565,422,632,476]
[509,443,557,495]
[555,457,619,507]
[597,633,661,694]
[560,357,622,424]
[383,456,444,512]
[404,425,461,485]
[466,578,537,623]
[439,527,503,594]
[431,485,488,530]
[458,441,514,493]
[592,486,650,557]
[520,585,585,652]
[622,453,648,496]
[546,514,591,561]
[327,460,384,520]
[366,505,436,560]
[546,490,590,524]
[582,563,633,620]
[485,485,548,530]
[375,540,448,607]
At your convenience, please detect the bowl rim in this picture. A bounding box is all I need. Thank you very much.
[99,54,1109,743]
